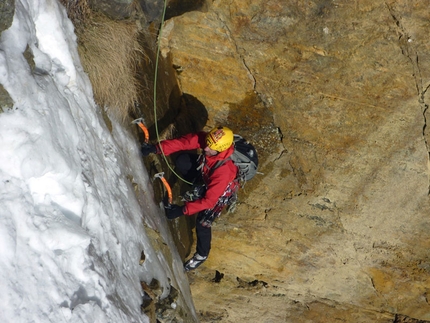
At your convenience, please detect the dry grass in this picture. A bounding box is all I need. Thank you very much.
[77,14,143,122]
[59,0,145,123]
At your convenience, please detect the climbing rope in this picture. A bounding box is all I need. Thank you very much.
[152,0,193,186]
[152,0,167,148]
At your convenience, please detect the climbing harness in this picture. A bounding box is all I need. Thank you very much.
[198,180,240,228]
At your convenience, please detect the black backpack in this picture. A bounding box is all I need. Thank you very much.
[230,134,258,182]
[210,134,259,184]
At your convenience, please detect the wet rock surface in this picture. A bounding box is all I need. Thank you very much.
[160,0,430,322]
[0,0,14,32]
[0,85,14,113]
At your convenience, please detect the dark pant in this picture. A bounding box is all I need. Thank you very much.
[175,153,211,257]
[196,213,211,257]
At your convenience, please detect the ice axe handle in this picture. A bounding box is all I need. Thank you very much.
[154,172,173,205]
[132,118,149,143]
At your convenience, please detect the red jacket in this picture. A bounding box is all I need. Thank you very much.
[157,132,238,216]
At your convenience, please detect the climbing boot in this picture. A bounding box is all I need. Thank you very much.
[184,253,207,272]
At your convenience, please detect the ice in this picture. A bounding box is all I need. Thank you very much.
[0,0,197,321]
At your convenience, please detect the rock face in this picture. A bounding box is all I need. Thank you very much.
[160,0,430,322]
[0,0,15,113]
[87,0,133,20]
[0,0,14,32]
[160,11,256,127]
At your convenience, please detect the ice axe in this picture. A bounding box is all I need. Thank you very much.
[132,117,149,143]
[154,172,173,206]
[134,120,174,205]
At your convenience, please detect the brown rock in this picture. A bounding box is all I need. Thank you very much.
[160,11,255,127]
[0,0,14,32]
[88,0,135,20]
[161,0,430,322]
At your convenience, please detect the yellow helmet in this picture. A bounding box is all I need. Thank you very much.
[206,126,234,152]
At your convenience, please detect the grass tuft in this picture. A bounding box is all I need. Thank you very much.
[60,0,145,123]
[77,14,143,122]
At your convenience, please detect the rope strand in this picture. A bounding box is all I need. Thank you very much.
[153,1,193,185]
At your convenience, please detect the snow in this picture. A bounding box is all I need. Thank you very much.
[0,0,196,322]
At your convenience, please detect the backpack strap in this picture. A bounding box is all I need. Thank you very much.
[212,158,229,171]
[197,156,232,178]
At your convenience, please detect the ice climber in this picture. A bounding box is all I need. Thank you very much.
[141,126,239,271]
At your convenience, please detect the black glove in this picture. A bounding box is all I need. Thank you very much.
[165,204,184,219]
[141,143,157,156]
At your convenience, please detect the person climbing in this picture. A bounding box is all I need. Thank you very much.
[141,126,239,271]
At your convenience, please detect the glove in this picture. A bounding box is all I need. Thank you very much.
[141,143,157,156]
[165,204,184,219]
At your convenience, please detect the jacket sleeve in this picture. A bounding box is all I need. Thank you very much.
[157,132,206,156]
[183,161,237,215]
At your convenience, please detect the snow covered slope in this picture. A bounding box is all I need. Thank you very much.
[0,0,196,321]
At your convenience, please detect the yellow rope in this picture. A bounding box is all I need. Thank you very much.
[153,1,193,186]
